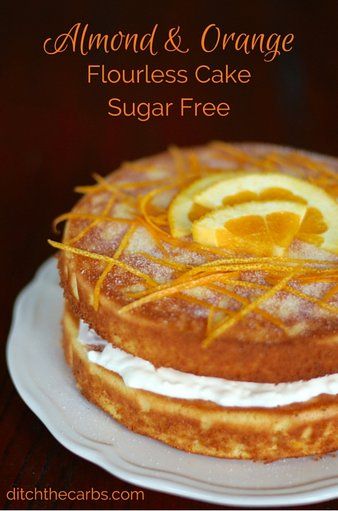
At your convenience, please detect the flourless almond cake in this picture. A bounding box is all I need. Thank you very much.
[51,142,338,460]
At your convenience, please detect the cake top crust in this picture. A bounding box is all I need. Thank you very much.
[53,142,338,382]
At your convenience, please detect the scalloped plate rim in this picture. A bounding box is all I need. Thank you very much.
[6,258,338,507]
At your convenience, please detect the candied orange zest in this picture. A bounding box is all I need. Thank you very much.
[283,285,338,314]
[296,271,338,284]
[178,293,232,316]
[74,184,105,195]
[205,282,287,332]
[288,153,338,182]
[148,212,169,227]
[118,264,331,316]
[202,270,300,347]
[48,239,156,287]
[93,223,138,310]
[118,179,170,189]
[211,141,256,164]
[210,141,273,171]
[115,224,138,259]
[265,151,338,185]
[135,217,169,257]
[199,256,337,268]
[138,186,172,232]
[207,305,216,334]
[92,173,137,203]
[121,160,156,172]
[178,263,302,280]
[169,145,188,176]
[118,273,233,314]
[139,252,192,271]
[67,219,100,245]
[54,212,103,230]
[53,212,133,231]
[232,270,338,314]
[322,284,338,302]
[92,262,114,310]
[66,193,117,245]
[206,304,228,334]
[187,151,203,176]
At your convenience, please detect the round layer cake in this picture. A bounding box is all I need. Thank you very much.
[53,142,338,461]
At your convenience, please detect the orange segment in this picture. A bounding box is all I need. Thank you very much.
[260,188,307,203]
[188,203,211,222]
[195,173,338,253]
[192,201,307,256]
[299,207,327,234]
[223,215,273,256]
[296,207,328,246]
[225,215,271,241]
[222,191,257,206]
[222,188,308,206]
[266,212,301,248]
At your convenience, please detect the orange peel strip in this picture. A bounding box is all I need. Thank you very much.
[224,275,338,315]
[121,160,156,172]
[199,256,337,268]
[206,283,287,332]
[74,184,106,195]
[118,179,169,189]
[93,223,138,310]
[289,153,338,181]
[210,141,272,171]
[207,305,219,334]
[169,145,188,176]
[284,285,338,314]
[322,284,338,302]
[211,141,256,164]
[138,252,192,271]
[114,223,138,259]
[48,240,156,287]
[203,271,300,347]
[67,193,117,245]
[93,262,115,310]
[53,212,133,231]
[135,217,170,257]
[178,293,231,314]
[92,173,137,203]
[118,273,232,314]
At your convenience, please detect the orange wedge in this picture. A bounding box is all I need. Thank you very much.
[194,173,338,253]
[192,201,307,256]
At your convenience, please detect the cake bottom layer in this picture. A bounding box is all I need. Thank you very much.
[62,303,338,461]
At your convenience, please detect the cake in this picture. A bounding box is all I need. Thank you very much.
[51,142,338,461]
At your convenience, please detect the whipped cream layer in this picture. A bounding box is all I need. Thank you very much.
[78,320,338,408]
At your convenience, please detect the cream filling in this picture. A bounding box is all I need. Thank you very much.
[78,321,338,408]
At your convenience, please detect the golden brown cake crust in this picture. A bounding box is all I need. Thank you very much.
[63,304,338,461]
[57,142,338,383]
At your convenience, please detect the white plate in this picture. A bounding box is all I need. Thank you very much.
[6,258,338,508]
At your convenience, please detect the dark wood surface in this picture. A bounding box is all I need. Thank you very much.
[1,1,337,508]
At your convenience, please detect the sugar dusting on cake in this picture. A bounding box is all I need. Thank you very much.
[63,143,338,337]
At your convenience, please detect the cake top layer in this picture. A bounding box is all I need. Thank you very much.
[52,143,338,378]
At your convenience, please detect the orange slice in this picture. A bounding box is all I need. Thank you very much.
[168,174,230,237]
[194,173,338,253]
[192,201,307,256]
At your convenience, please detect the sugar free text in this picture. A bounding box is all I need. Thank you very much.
[107,98,230,122]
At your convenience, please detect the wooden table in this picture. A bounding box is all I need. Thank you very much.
[1,1,337,508]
